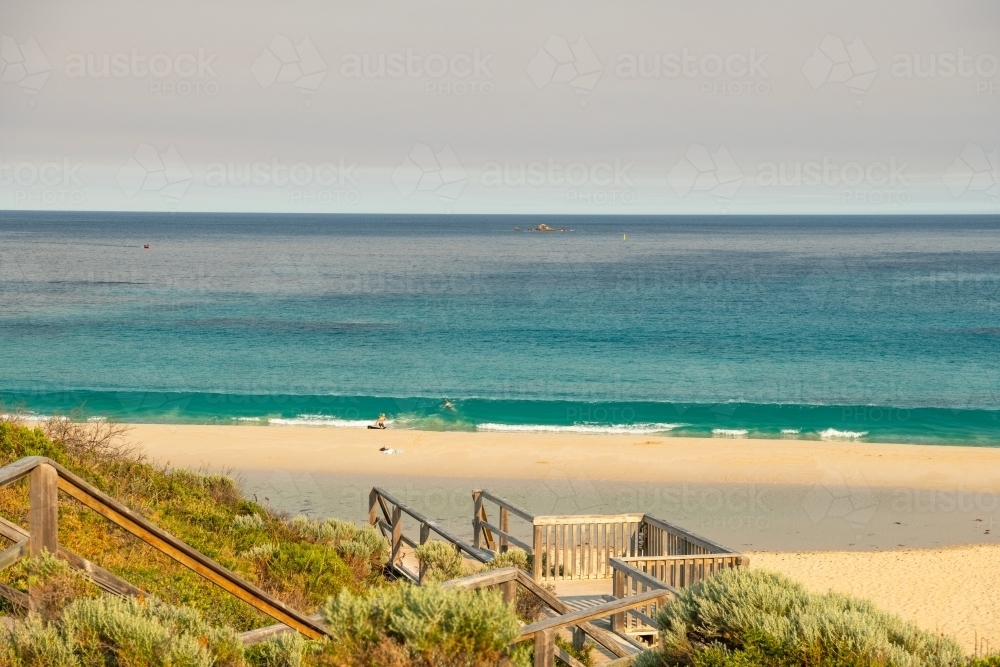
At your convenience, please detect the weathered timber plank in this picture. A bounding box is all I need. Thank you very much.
[28,464,58,557]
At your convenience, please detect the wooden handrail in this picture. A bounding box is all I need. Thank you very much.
[609,558,675,592]
[0,456,328,640]
[478,520,532,552]
[532,513,645,526]
[372,487,490,561]
[475,490,535,523]
[438,567,633,660]
[518,588,673,640]
[239,613,326,646]
[640,514,735,554]
[369,487,491,584]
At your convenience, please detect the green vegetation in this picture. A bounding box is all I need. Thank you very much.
[315,582,524,666]
[4,414,999,667]
[413,541,466,583]
[634,568,967,667]
[0,415,386,631]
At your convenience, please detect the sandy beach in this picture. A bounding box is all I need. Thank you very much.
[131,424,1000,652]
[132,424,1000,489]
[751,546,1000,654]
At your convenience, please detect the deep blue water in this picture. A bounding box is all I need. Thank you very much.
[1,211,999,444]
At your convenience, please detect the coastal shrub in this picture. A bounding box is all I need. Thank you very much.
[634,568,966,667]
[0,417,370,631]
[969,657,1000,667]
[246,632,309,667]
[414,541,465,583]
[5,553,97,621]
[287,516,388,580]
[0,595,243,667]
[315,583,524,667]
[483,548,529,572]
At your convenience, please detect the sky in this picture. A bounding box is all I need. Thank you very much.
[1,0,998,215]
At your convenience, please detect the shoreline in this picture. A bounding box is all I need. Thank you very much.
[129,423,1000,489]
[127,424,1000,554]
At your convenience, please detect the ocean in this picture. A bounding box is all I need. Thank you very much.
[1,211,998,445]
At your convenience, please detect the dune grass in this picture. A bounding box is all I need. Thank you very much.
[316,582,525,667]
[0,415,387,631]
[635,567,968,667]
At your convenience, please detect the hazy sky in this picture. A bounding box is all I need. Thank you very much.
[1,0,998,214]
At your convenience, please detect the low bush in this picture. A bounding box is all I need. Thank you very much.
[0,593,311,667]
[414,541,465,583]
[315,582,524,666]
[0,417,386,630]
[634,568,966,667]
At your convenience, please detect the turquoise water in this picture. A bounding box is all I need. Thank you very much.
[1,212,998,445]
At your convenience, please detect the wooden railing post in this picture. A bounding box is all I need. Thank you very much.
[572,627,585,652]
[418,522,430,583]
[611,567,625,632]
[499,507,509,553]
[29,463,58,557]
[532,523,542,581]
[500,579,516,607]
[472,490,483,549]
[534,629,555,667]
[368,489,379,526]
[390,505,403,566]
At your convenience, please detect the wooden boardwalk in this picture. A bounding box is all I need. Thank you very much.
[0,456,745,667]
[371,486,747,666]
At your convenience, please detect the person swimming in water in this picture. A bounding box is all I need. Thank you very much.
[442,399,455,410]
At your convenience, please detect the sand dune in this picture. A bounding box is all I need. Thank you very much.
[750,545,1000,655]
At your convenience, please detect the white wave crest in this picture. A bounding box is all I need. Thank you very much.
[267,415,390,428]
[780,428,801,435]
[476,422,683,435]
[712,428,748,437]
[819,428,868,440]
[0,412,51,422]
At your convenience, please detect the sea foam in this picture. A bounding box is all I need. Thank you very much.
[819,428,868,440]
[712,428,749,437]
[267,415,386,428]
[476,422,683,435]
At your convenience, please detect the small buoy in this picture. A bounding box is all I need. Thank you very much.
[143,244,150,249]
[623,234,626,240]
